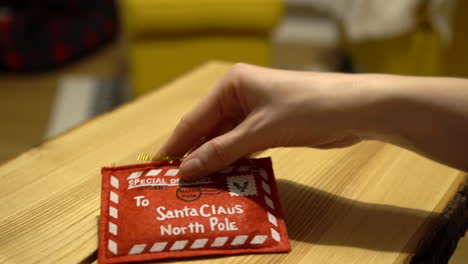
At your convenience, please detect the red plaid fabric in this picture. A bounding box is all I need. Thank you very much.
[0,0,118,72]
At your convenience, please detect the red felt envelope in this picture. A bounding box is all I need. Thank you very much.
[98,157,290,263]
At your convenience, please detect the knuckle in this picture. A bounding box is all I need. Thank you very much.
[231,62,249,73]
[227,63,249,85]
[177,115,194,131]
[206,139,229,165]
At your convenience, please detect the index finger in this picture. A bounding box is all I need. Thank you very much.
[157,75,238,158]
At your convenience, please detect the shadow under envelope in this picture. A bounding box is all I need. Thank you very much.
[276,179,439,253]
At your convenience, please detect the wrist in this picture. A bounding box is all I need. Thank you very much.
[338,74,413,146]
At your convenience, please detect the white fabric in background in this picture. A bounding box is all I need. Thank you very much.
[294,0,457,44]
[45,76,97,139]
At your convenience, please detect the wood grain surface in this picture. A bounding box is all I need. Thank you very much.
[0,62,465,264]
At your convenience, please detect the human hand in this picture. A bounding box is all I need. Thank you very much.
[158,63,378,179]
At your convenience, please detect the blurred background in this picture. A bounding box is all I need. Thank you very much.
[0,0,466,261]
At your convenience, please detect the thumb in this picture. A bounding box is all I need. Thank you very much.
[179,127,256,179]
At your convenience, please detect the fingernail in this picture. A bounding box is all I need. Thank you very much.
[180,158,203,179]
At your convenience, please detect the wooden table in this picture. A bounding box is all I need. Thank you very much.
[0,62,466,264]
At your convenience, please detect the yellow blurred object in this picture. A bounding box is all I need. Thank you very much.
[120,0,282,96]
[346,26,442,76]
[347,1,468,77]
